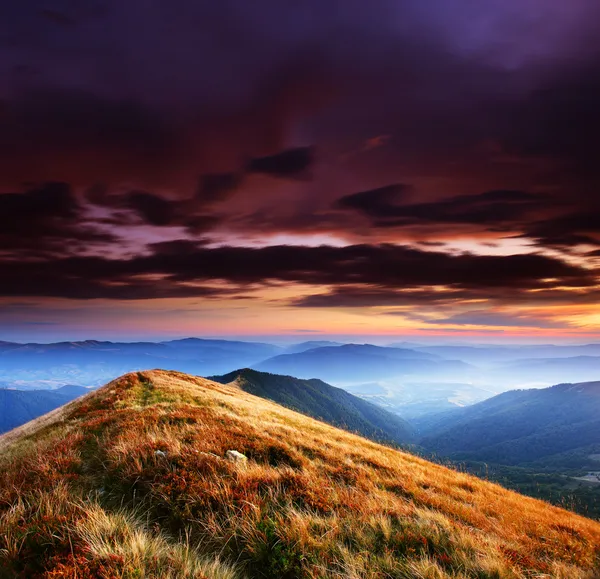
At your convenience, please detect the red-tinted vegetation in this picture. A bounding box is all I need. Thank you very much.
[1,370,599,578]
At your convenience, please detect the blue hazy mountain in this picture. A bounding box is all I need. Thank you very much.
[0,338,283,388]
[283,341,345,354]
[254,344,473,383]
[0,385,89,434]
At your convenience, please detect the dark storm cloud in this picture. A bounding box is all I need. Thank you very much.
[294,285,600,309]
[293,287,480,308]
[335,181,600,251]
[125,191,176,227]
[0,182,114,255]
[498,62,600,175]
[3,0,600,317]
[0,88,179,187]
[82,184,227,232]
[145,243,593,290]
[0,3,356,188]
[247,147,314,178]
[1,243,595,301]
[336,185,410,218]
[337,187,546,229]
[0,270,233,300]
[40,8,75,27]
[197,173,242,205]
[1,0,586,191]
[90,147,311,230]
[520,210,600,248]
[0,182,77,225]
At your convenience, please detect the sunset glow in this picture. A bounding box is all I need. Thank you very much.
[2,1,600,342]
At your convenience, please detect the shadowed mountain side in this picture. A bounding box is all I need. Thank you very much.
[211,368,413,444]
[417,381,600,465]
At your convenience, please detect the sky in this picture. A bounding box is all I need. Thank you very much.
[2,0,600,342]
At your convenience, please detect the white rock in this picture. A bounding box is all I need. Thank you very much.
[155,450,167,458]
[226,450,248,463]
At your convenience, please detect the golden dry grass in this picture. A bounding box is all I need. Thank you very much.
[0,369,599,578]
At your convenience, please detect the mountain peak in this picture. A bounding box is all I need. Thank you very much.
[1,369,599,578]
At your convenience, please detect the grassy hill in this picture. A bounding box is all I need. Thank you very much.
[211,368,413,444]
[0,370,599,578]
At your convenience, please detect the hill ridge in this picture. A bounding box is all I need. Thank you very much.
[1,369,599,578]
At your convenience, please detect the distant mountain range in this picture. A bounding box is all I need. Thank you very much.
[6,337,600,389]
[253,344,473,383]
[282,340,344,353]
[492,356,600,385]
[0,338,283,388]
[5,336,600,421]
[212,368,413,444]
[0,385,89,434]
[393,343,600,386]
[391,343,600,363]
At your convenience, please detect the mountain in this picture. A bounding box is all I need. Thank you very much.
[161,337,280,361]
[392,343,600,388]
[254,343,473,383]
[493,356,600,385]
[417,381,600,466]
[0,338,283,388]
[0,341,20,352]
[0,385,89,434]
[392,343,600,364]
[1,370,598,578]
[211,368,413,444]
[0,339,486,420]
[283,340,344,353]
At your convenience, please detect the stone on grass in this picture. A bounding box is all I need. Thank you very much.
[226,450,248,463]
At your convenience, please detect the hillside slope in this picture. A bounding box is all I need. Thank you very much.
[417,381,600,466]
[211,368,413,444]
[0,370,599,578]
